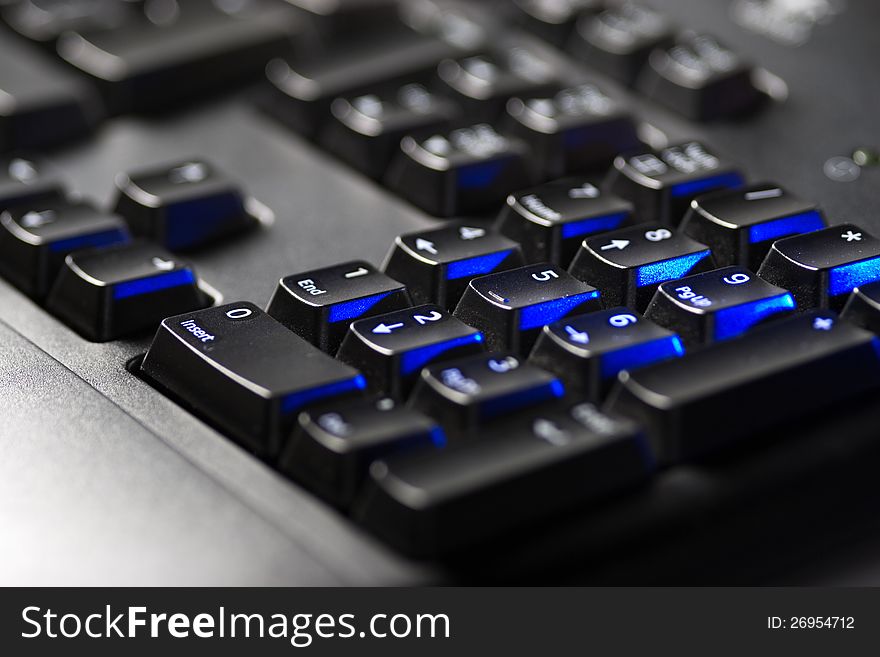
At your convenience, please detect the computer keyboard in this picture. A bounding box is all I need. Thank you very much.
[2,0,880,584]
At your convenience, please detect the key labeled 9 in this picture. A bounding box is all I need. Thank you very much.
[723,272,750,285]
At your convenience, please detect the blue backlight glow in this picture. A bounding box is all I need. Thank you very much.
[748,211,826,244]
[328,292,391,323]
[560,212,629,239]
[599,335,684,380]
[400,332,484,376]
[713,293,796,341]
[113,269,196,300]
[636,252,711,288]
[457,159,507,190]
[446,250,513,280]
[49,229,129,253]
[281,374,366,414]
[518,291,600,331]
[670,172,744,198]
[829,257,880,297]
[478,378,565,421]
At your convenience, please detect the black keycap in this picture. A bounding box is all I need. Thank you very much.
[757,224,880,311]
[636,33,761,121]
[0,31,101,150]
[264,24,466,137]
[453,262,602,354]
[46,241,210,342]
[141,303,367,457]
[266,260,412,354]
[644,266,795,347]
[512,0,605,45]
[529,307,683,400]
[382,224,524,310]
[320,83,460,179]
[1,0,139,43]
[0,155,64,212]
[496,178,633,265]
[568,224,714,311]
[504,82,641,178]
[409,352,565,440]
[58,0,295,113]
[336,304,485,400]
[606,311,880,463]
[354,401,651,556]
[285,0,400,41]
[278,397,444,509]
[607,141,745,225]
[569,2,674,85]
[842,282,880,334]
[112,159,258,251]
[434,46,558,121]
[680,183,827,270]
[0,197,130,298]
[386,123,535,217]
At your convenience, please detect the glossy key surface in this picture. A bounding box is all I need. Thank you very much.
[644,266,795,346]
[453,262,602,354]
[681,183,827,270]
[382,224,524,309]
[141,303,367,456]
[529,307,683,400]
[757,224,880,311]
[568,224,714,311]
[266,260,412,354]
[336,304,485,400]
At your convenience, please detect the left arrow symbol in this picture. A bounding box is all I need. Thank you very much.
[415,238,438,255]
[372,322,404,334]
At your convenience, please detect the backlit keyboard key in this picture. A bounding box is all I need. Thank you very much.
[569,2,674,85]
[385,123,535,217]
[841,282,880,334]
[266,260,412,354]
[681,183,827,269]
[112,159,259,251]
[382,224,524,310]
[568,224,714,311]
[644,266,795,346]
[504,82,641,178]
[453,262,601,354]
[141,303,367,456]
[636,33,761,121]
[0,155,64,212]
[608,141,745,225]
[336,304,485,400]
[320,83,460,179]
[355,402,651,556]
[529,307,683,400]
[279,398,444,508]
[0,197,130,298]
[513,0,605,45]
[606,311,880,462]
[496,178,633,265]
[757,224,880,310]
[46,241,210,341]
[435,47,559,121]
[409,352,565,439]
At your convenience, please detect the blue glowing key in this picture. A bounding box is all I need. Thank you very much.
[338,304,485,400]
[758,224,880,310]
[645,266,796,346]
[45,240,208,341]
[529,307,684,400]
[635,251,711,287]
[454,263,602,354]
[267,261,412,353]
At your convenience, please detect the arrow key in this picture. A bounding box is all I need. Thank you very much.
[266,260,412,354]
[568,223,714,311]
[337,304,485,400]
[383,225,524,310]
[529,307,684,400]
